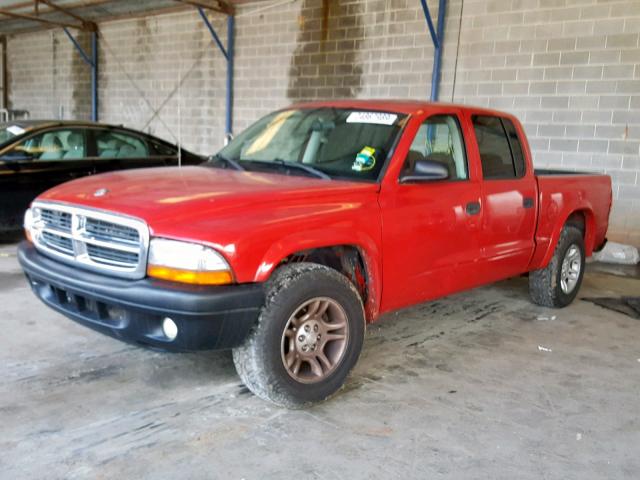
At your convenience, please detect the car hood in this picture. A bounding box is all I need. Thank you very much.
[37,166,380,234]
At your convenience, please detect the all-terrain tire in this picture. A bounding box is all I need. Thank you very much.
[232,263,365,408]
[529,225,585,308]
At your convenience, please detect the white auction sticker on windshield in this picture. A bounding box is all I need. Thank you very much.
[346,111,398,125]
[7,125,25,136]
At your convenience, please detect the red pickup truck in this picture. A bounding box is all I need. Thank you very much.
[19,100,611,407]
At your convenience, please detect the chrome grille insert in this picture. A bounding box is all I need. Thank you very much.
[85,218,140,245]
[86,244,139,267]
[40,209,72,232]
[31,202,149,279]
[41,231,74,254]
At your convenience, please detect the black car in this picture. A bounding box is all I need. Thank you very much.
[0,120,203,232]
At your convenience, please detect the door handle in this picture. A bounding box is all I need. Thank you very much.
[523,197,534,209]
[466,201,481,215]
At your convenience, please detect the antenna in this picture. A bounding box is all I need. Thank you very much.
[178,57,182,167]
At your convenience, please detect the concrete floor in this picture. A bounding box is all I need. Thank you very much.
[1,239,639,480]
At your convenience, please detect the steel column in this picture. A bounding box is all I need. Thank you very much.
[91,31,98,122]
[63,28,99,121]
[420,0,447,102]
[0,36,7,109]
[198,7,234,141]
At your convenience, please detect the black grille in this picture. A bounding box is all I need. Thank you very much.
[41,209,72,232]
[86,244,139,267]
[42,231,73,254]
[85,218,140,245]
[48,285,122,326]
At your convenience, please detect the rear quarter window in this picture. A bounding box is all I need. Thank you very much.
[502,119,526,177]
[472,115,526,180]
[96,131,149,159]
[149,140,177,156]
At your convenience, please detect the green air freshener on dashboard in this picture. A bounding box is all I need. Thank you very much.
[352,146,376,172]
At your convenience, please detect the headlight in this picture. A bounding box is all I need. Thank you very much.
[146,238,233,285]
[24,208,39,243]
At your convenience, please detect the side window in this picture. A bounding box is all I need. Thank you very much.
[404,114,468,180]
[14,129,86,161]
[149,140,177,156]
[502,119,526,177]
[96,130,149,159]
[472,115,524,179]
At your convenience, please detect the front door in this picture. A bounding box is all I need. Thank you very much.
[0,128,93,229]
[379,110,484,312]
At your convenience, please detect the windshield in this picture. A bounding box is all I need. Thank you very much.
[0,124,27,148]
[212,108,406,181]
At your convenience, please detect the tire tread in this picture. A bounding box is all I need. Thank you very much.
[232,263,364,408]
[529,225,584,308]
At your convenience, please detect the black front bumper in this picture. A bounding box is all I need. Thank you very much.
[18,242,264,351]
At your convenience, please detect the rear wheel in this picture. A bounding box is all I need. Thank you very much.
[232,263,365,408]
[529,225,585,308]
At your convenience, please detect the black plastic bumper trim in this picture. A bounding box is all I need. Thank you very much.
[18,242,264,351]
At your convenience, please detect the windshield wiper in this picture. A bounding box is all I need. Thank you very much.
[209,153,245,171]
[252,159,330,180]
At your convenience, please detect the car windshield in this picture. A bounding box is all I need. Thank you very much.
[211,108,407,181]
[0,124,27,148]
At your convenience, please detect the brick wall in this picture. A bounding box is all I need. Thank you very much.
[5,0,640,245]
[0,37,6,109]
[449,0,640,246]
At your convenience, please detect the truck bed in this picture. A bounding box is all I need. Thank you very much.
[534,168,600,176]
[529,172,612,269]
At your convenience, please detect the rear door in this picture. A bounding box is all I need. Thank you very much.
[468,114,537,280]
[92,128,171,174]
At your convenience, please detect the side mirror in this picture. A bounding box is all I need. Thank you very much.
[399,159,449,183]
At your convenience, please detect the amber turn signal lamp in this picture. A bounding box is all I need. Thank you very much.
[147,265,233,285]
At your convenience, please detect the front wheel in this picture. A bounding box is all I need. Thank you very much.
[529,225,585,308]
[232,263,365,408]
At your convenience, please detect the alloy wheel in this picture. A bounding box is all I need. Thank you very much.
[281,297,349,384]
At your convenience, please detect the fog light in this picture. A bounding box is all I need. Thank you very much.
[162,317,178,340]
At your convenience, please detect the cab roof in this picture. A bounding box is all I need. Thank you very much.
[1,120,123,132]
[288,99,515,119]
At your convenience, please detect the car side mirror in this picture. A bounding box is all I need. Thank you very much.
[399,159,449,183]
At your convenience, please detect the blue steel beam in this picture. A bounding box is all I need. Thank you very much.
[419,0,440,50]
[63,27,93,66]
[420,0,447,102]
[63,27,99,121]
[198,7,228,60]
[198,7,234,140]
[91,31,98,123]
[431,0,447,102]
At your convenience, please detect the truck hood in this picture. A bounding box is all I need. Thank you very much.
[38,166,380,234]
